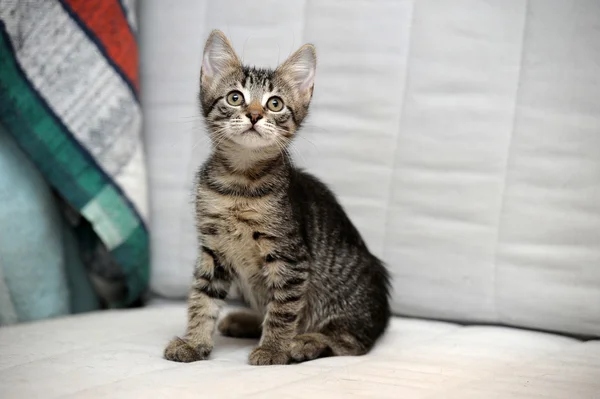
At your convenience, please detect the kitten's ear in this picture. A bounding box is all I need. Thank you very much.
[201,30,240,87]
[277,44,316,101]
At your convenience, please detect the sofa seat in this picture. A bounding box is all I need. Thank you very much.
[1,303,598,399]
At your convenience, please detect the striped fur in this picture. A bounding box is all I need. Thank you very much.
[164,30,390,366]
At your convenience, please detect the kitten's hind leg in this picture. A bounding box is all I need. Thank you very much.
[218,310,262,339]
[290,323,368,363]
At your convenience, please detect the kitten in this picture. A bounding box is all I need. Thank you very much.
[164,30,390,366]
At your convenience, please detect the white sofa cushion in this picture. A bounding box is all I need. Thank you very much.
[140,0,600,337]
[0,303,598,398]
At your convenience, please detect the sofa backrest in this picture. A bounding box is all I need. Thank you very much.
[140,0,600,338]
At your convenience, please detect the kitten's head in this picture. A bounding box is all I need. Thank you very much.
[199,30,316,149]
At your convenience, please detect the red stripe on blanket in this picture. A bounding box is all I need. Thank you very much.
[64,0,139,93]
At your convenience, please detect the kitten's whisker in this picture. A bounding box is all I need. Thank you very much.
[273,136,299,166]
[271,126,314,160]
[274,139,291,165]
[191,132,220,152]
[288,145,305,165]
[302,124,332,134]
[295,135,319,150]
[212,130,231,149]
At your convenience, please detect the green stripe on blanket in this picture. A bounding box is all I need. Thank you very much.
[0,27,148,306]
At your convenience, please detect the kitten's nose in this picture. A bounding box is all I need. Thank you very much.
[246,110,263,125]
[246,101,264,125]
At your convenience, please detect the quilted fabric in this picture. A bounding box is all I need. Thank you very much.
[0,304,598,398]
[0,0,149,305]
[141,0,600,336]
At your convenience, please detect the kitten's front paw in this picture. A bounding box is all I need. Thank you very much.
[164,337,212,363]
[248,345,290,366]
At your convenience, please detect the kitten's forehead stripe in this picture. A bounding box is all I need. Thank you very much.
[241,66,277,105]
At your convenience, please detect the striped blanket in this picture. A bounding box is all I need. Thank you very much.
[0,0,149,306]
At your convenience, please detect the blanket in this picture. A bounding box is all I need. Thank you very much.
[0,0,149,307]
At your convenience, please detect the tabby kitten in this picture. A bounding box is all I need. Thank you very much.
[164,30,390,366]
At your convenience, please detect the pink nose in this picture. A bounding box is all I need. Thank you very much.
[246,111,263,124]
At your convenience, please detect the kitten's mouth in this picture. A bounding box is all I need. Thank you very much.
[231,127,271,149]
[244,127,262,137]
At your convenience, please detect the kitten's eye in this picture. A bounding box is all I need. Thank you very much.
[226,91,244,106]
[266,96,284,112]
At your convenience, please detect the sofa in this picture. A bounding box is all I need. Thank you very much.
[1,0,599,398]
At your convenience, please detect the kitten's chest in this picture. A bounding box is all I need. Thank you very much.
[198,189,278,312]
[197,188,278,272]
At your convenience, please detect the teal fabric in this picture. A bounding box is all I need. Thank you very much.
[0,123,70,323]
